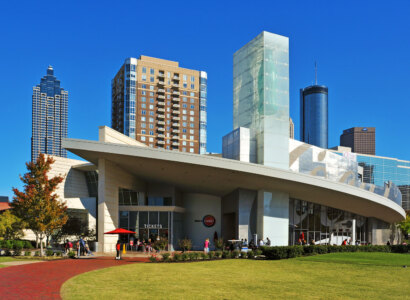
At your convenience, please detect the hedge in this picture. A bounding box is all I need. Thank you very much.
[0,240,34,250]
[261,244,410,260]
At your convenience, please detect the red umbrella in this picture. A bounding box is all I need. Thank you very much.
[104,228,136,234]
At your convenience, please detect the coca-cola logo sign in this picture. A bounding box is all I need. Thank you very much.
[203,215,215,227]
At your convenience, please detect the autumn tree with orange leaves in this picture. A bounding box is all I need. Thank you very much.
[12,154,68,256]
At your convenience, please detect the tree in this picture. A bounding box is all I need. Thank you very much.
[399,213,410,239]
[12,154,68,256]
[0,210,25,240]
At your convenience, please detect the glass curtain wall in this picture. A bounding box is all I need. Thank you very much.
[289,198,368,246]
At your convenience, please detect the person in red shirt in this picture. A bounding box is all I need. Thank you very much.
[116,240,121,260]
[342,239,347,246]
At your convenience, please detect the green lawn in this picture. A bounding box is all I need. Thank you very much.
[61,253,410,300]
[0,257,17,268]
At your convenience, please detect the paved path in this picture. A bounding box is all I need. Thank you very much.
[1,260,42,266]
[0,256,148,299]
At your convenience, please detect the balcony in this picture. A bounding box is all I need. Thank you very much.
[171,136,179,140]
[157,121,165,125]
[157,114,165,119]
[172,110,180,115]
[173,129,180,134]
[157,127,165,132]
[157,89,165,93]
[173,75,179,80]
[157,101,165,106]
[158,73,165,78]
[172,91,180,95]
[158,134,165,138]
[172,142,179,146]
[172,123,180,127]
[172,83,179,88]
[172,104,180,109]
[158,80,165,85]
[172,116,180,121]
[172,97,179,102]
[157,95,165,99]
[157,140,165,145]
[157,108,165,113]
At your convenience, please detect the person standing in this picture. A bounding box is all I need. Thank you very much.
[76,240,80,257]
[259,239,264,247]
[79,237,86,256]
[116,240,121,260]
[204,238,210,254]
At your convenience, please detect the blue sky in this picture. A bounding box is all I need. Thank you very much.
[1,0,410,199]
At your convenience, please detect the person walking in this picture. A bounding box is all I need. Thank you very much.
[204,238,210,254]
[79,237,86,256]
[116,240,121,260]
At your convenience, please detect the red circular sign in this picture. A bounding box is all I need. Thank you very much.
[203,215,216,227]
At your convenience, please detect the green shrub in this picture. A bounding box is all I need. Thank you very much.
[55,251,62,257]
[46,249,54,257]
[303,245,316,256]
[13,249,22,256]
[173,253,182,262]
[214,238,224,250]
[181,253,189,261]
[178,238,192,252]
[208,251,215,259]
[24,241,34,249]
[240,251,247,258]
[261,246,287,260]
[162,253,171,262]
[68,251,76,259]
[149,255,158,262]
[187,252,195,261]
[254,249,262,256]
[315,245,329,254]
[200,252,207,260]
[24,250,32,256]
[5,249,12,256]
[288,246,304,258]
[247,250,255,259]
[4,240,13,250]
[232,250,240,258]
[215,251,222,258]
[390,245,409,253]
[222,250,230,259]
[13,241,24,250]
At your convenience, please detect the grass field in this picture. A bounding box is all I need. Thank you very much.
[61,253,410,300]
[0,257,16,268]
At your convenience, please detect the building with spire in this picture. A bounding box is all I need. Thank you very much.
[31,66,68,161]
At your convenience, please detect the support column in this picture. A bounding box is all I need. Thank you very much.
[257,190,289,246]
[352,219,356,244]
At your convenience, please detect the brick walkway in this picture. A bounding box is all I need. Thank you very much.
[0,256,148,299]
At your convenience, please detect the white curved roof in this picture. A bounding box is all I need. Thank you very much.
[62,138,406,223]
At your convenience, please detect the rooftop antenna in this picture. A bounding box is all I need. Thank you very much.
[315,61,317,85]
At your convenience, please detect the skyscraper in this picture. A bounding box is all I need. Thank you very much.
[111,56,207,154]
[31,66,68,162]
[300,84,328,149]
[289,117,294,139]
[340,127,375,155]
[233,31,289,169]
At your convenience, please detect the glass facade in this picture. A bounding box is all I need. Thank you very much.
[124,58,137,138]
[31,66,68,161]
[199,71,207,154]
[233,31,289,169]
[289,198,368,245]
[300,85,328,149]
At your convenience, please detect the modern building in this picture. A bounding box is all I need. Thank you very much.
[300,85,328,149]
[31,66,68,161]
[233,31,289,169]
[340,127,376,155]
[111,56,207,154]
[331,146,410,211]
[53,31,405,253]
[289,117,294,139]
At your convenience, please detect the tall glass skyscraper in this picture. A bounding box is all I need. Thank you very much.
[233,31,289,169]
[31,66,68,161]
[300,85,328,149]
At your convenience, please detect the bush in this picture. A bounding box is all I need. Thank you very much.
[187,252,196,261]
[46,250,54,257]
[391,245,408,253]
[24,241,33,249]
[214,251,222,258]
[149,255,158,263]
[208,251,215,259]
[222,250,230,259]
[153,238,168,252]
[288,246,304,258]
[162,253,171,262]
[214,238,224,250]
[55,251,62,257]
[254,249,262,257]
[5,249,12,256]
[24,250,32,256]
[68,251,76,259]
[240,251,247,258]
[232,250,240,258]
[13,241,24,250]
[13,248,22,256]
[181,253,189,261]
[173,253,182,262]
[247,250,255,259]
[200,252,207,260]
[178,238,192,252]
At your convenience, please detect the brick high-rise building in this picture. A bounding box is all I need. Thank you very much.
[340,127,375,155]
[112,56,207,154]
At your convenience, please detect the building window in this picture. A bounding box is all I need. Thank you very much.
[183,97,187,102]
[183,116,187,121]
[149,124,154,129]
[150,68,155,75]
[183,74,187,81]
[183,91,187,95]
[150,85,154,90]
[183,110,187,114]
[149,131,154,135]
[142,84,146,89]
[141,97,146,102]
[149,105,154,110]
[141,116,146,121]
[191,84,195,89]
[141,136,146,141]
[183,104,187,108]
[142,67,146,73]
[190,123,194,128]
[190,92,194,96]
[142,91,146,95]
[150,98,154,103]
[190,98,195,103]
[182,129,187,133]
[141,104,146,108]
[190,111,194,115]
[149,137,154,142]
[183,122,187,127]
[141,110,146,115]
[141,123,146,128]
[190,136,194,140]
[142,75,146,81]
[150,77,154,82]
[190,142,194,146]
[182,141,187,146]
[141,130,146,134]
[183,83,187,88]
[189,129,194,134]
[167,72,171,78]
[190,117,194,121]
[182,147,186,152]
[190,105,195,109]
[190,148,194,153]
[149,117,154,122]
[149,111,154,116]
[191,76,195,82]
